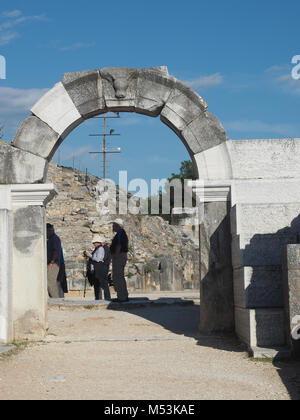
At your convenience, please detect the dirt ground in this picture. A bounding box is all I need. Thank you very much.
[0,296,300,400]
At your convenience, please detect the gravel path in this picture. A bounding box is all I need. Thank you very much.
[0,301,299,400]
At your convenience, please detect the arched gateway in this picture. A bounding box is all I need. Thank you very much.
[1,66,298,356]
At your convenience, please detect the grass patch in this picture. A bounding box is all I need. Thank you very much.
[144,265,154,274]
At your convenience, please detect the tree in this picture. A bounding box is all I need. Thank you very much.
[149,160,197,223]
[168,160,197,183]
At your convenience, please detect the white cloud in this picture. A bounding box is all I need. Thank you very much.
[275,73,300,95]
[0,10,47,45]
[0,31,18,45]
[60,42,95,51]
[265,64,290,73]
[265,63,300,95]
[1,10,22,19]
[0,86,49,135]
[185,73,223,90]
[225,119,299,137]
[64,146,92,161]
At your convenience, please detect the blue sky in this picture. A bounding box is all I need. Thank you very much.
[0,0,300,185]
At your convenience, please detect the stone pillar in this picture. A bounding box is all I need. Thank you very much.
[191,181,234,333]
[1,185,57,343]
[282,245,300,358]
[0,187,13,343]
[231,179,300,352]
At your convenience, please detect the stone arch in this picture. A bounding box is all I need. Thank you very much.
[8,66,232,183]
[0,66,235,345]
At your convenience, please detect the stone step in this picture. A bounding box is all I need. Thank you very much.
[0,345,16,355]
[250,346,291,360]
[48,297,195,310]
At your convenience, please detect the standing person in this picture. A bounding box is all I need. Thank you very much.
[85,235,111,301]
[47,224,64,298]
[110,219,129,303]
[57,247,68,296]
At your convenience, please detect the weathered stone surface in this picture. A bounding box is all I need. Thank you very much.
[100,67,139,111]
[171,208,199,246]
[231,203,300,237]
[161,80,207,132]
[228,138,300,180]
[156,255,183,292]
[194,143,233,181]
[232,179,300,206]
[135,67,176,116]
[0,345,15,354]
[12,116,60,160]
[234,266,283,309]
[283,244,300,270]
[62,70,105,118]
[199,201,234,332]
[182,112,227,154]
[235,307,286,347]
[12,205,47,341]
[255,309,286,347]
[0,208,13,343]
[0,140,47,184]
[232,233,298,268]
[31,82,83,137]
[0,186,11,209]
[282,244,300,357]
[235,306,252,346]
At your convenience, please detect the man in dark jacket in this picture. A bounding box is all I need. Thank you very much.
[47,224,67,298]
[110,219,129,302]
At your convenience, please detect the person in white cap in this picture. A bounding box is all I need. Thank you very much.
[110,219,129,302]
[84,235,111,301]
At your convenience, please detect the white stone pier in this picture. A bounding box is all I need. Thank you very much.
[0,185,57,343]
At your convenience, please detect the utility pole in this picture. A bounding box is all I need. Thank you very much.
[89,113,121,179]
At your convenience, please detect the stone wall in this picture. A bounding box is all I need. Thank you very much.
[171,208,199,246]
[283,245,300,358]
[0,190,13,343]
[46,163,200,292]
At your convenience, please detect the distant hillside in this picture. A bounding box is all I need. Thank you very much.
[46,163,200,292]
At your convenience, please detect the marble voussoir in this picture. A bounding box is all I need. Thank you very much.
[181,112,228,154]
[0,140,47,184]
[100,67,139,111]
[12,116,60,160]
[62,70,106,118]
[31,82,83,137]
[135,67,177,117]
[160,81,208,132]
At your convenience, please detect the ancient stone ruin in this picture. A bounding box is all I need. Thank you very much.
[46,163,200,293]
[0,66,299,358]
